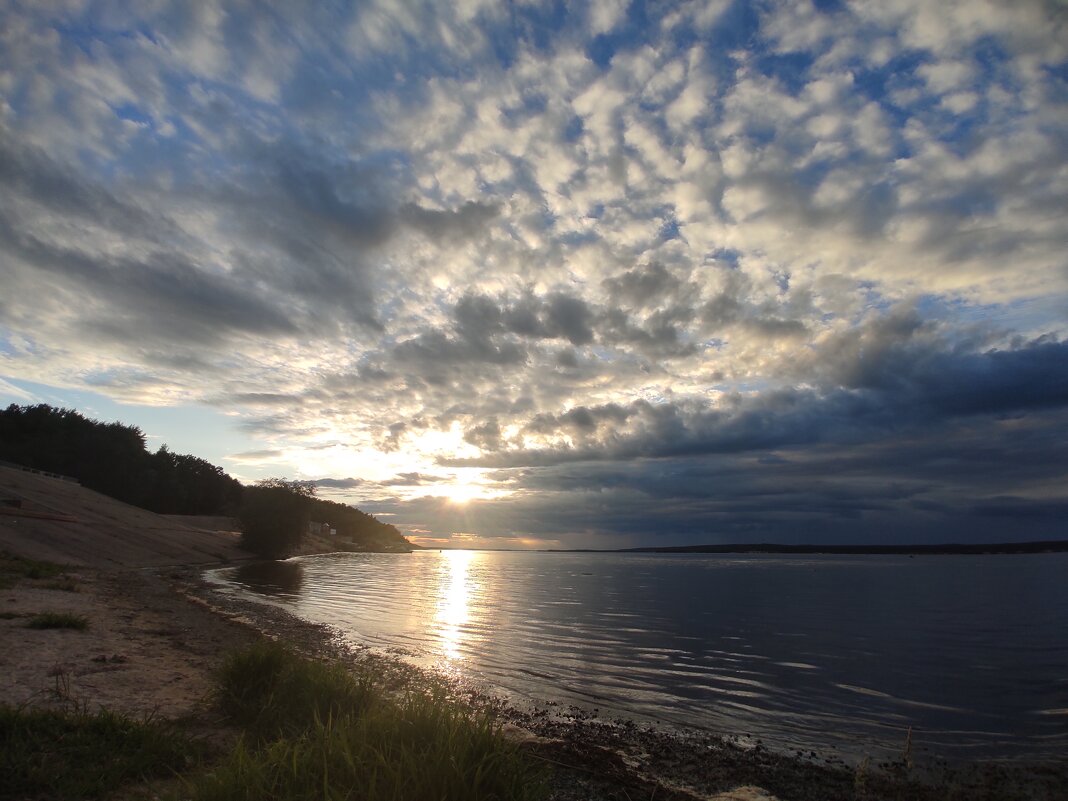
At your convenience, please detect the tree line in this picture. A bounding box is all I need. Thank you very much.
[237,478,415,558]
[0,404,411,558]
[0,404,242,514]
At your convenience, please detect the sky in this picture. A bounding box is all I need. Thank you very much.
[1,0,1067,549]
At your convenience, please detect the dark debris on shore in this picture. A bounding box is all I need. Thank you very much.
[172,565,1068,801]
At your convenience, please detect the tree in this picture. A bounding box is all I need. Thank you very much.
[237,479,316,559]
[0,405,241,515]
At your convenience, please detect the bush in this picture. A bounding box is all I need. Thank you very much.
[237,481,313,559]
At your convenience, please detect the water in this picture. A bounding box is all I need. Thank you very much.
[206,550,1068,761]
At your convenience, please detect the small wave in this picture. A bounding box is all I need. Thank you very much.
[835,683,892,699]
[834,684,966,713]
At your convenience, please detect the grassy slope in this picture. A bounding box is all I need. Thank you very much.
[1,636,545,801]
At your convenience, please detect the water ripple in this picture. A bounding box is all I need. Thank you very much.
[208,550,1068,761]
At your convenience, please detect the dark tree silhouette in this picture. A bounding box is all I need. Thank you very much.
[0,404,242,514]
[238,479,316,559]
[0,404,411,553]
[306,494,410,551]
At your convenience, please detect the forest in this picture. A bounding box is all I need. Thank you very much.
[0,404,409,555]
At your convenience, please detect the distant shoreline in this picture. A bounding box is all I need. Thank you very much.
[546,539,1068,556]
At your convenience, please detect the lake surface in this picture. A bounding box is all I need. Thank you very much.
[207,550,1068,761]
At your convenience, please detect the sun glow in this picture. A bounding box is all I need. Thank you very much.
[269,419,513,505]
[440,481,485,505]
[434,549,477,661]
[435,470,502,504]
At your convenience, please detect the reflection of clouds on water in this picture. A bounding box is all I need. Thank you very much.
[434,550,475,661]
[232,560,304,598]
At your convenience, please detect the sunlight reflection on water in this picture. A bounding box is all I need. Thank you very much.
[435,549,474,661]
[209,550,1068,761]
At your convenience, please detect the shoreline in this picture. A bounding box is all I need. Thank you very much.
[552,540,1068,555]
[4,552,1066,800]
[182,561,1067,801]
[179,564,831,801]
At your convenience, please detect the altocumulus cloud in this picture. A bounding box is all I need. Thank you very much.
[0,0,1066,547]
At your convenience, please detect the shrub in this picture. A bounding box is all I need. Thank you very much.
[237,481,313,559]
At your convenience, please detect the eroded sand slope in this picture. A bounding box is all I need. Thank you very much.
[0,465,245,568]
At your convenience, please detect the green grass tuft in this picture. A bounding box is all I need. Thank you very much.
[216,641,374,740]
[193,704,544,801]
[25,612,89,630]
[0,551,67,588]
[201,642,546,801]
[0,704,198,800]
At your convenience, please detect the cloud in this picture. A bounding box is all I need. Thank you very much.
[1,0,1066,546]
[444,332,1068,467]
[463,418,503,451]
[370,405,1068,546]
[400,201,501,240]
[230,449,285,462]
[312,477,366,489]
[0,378,35,402]
[380,472,453,486]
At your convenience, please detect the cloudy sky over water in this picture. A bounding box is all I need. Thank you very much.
[2,1,1067,548]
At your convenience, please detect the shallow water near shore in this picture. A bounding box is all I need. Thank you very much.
[206,550,1068,763]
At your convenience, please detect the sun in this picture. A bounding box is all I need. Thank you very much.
[434,468,508,505]
[440,480,484,505]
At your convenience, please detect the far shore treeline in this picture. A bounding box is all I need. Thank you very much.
[0,403,411,557]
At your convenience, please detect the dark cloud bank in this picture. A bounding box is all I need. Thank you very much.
[387,328,1068,547]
